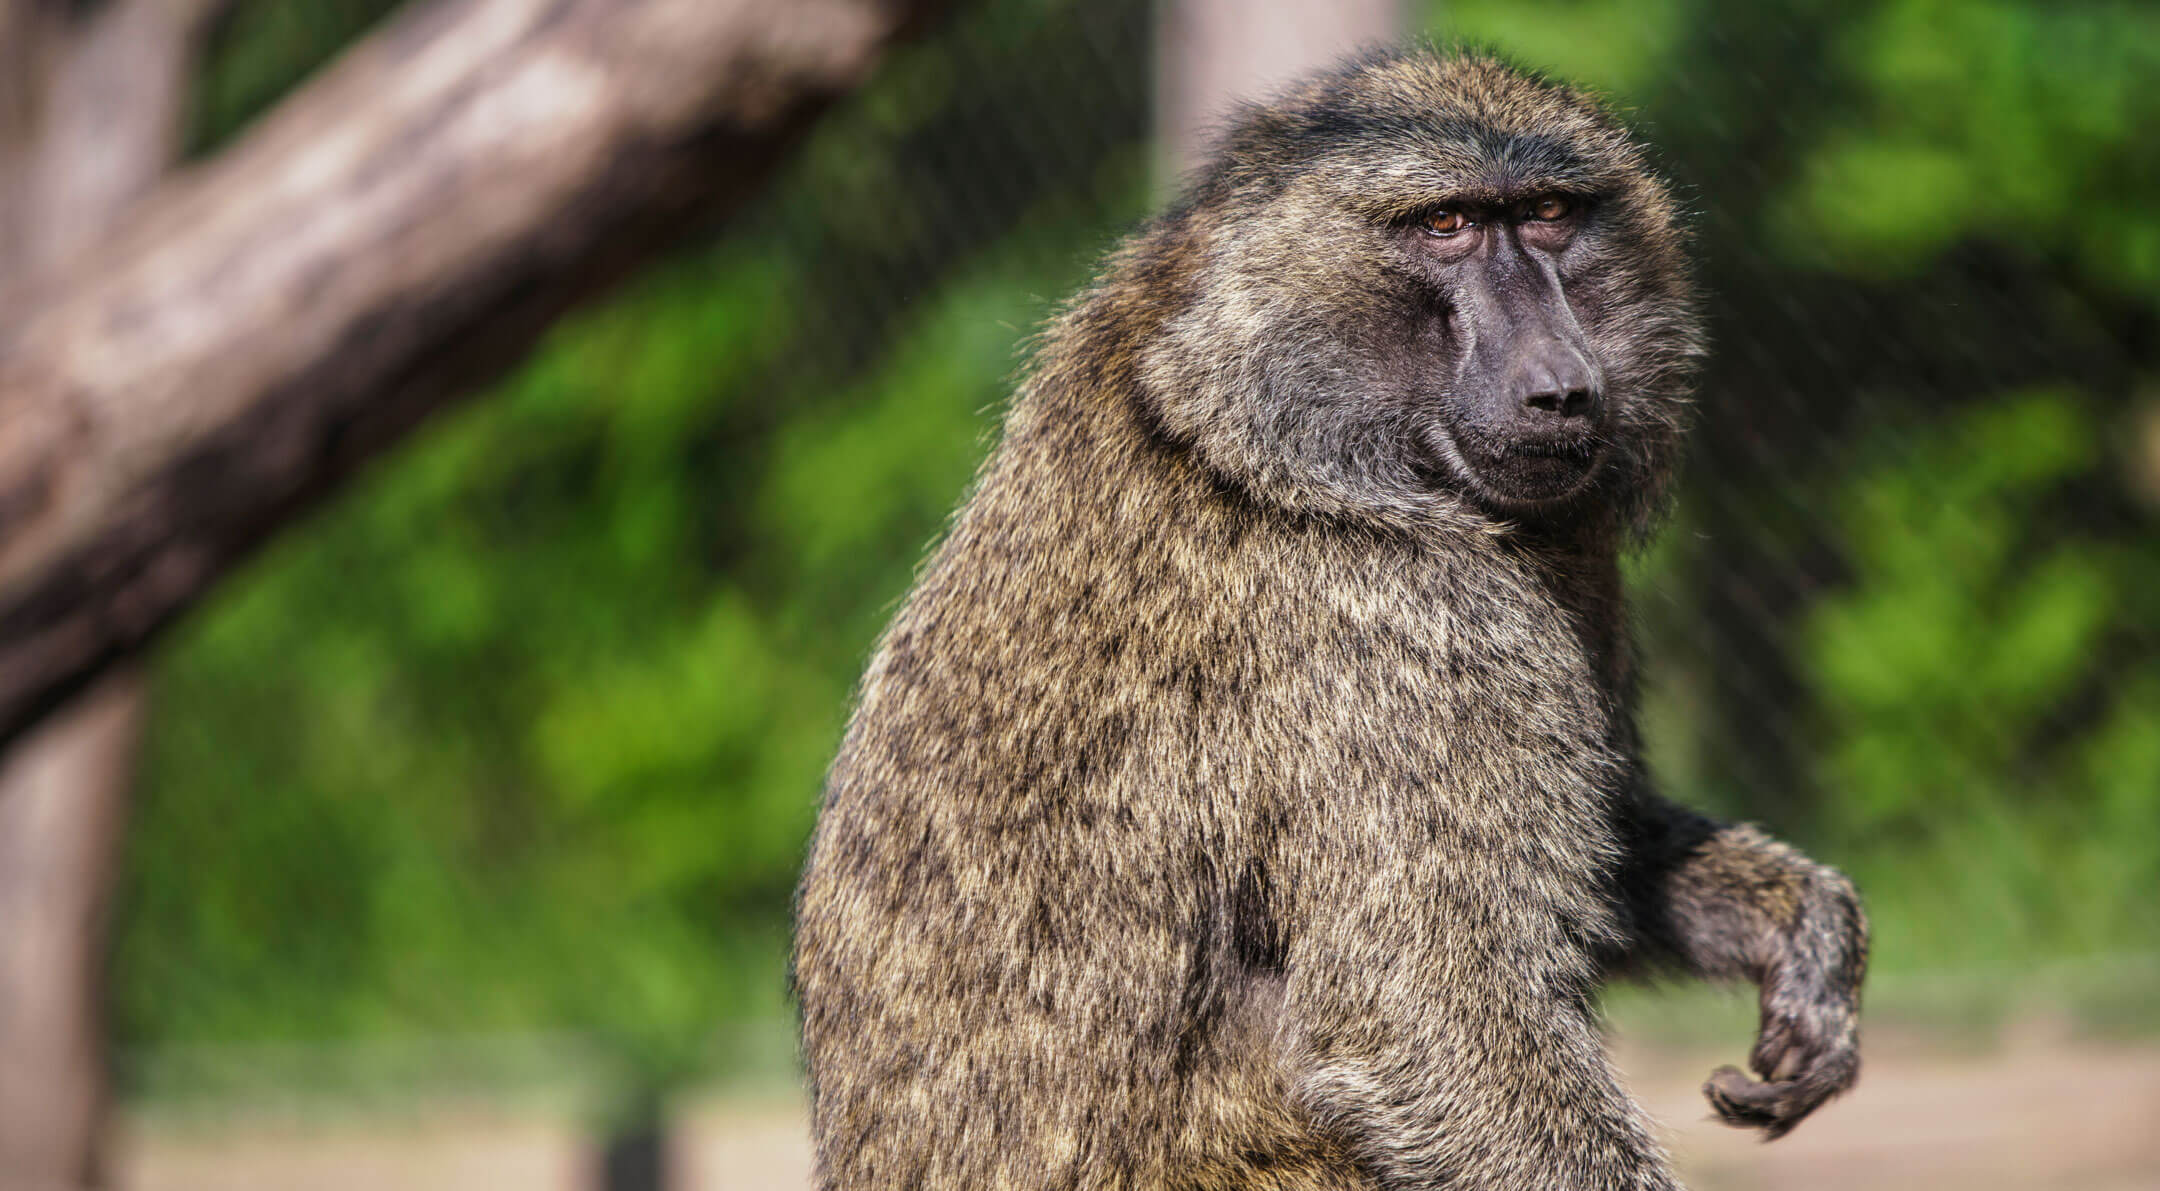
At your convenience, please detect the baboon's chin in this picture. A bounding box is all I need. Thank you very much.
[1423,428,1606,515]
[1487,451,1606,507]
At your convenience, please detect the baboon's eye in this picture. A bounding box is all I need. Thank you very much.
[1528,195,1572,221]
[1423,209,1471,236]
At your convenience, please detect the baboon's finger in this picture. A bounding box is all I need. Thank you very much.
[1703,1064,1787,1131]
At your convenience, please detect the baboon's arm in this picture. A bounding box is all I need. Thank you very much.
[1613,793,1868,1137]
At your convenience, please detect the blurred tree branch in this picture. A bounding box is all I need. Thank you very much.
[0,0,945,753]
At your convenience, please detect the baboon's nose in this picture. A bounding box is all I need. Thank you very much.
[1513,346,1600,425]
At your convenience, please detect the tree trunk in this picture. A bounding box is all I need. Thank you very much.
[0,0,947,753]
[0,1,223,1183]
[1153,0,1403,176]
[0,669,144,1188]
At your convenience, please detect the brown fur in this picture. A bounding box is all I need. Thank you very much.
[793,48,1866,1190]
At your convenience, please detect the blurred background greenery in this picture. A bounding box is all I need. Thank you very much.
[116,0,2159,1141]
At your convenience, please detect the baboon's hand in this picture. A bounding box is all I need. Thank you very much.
[1702,872,1866,1139]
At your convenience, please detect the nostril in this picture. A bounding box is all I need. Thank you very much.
[1522,388,1594,418]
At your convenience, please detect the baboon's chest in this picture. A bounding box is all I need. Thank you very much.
[1213,547,1626,927]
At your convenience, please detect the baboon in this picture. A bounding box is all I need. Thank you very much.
[792,48,1867,1190]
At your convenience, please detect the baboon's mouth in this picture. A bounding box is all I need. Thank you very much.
[1422,426,1608,511]
[1511,439,1600,460]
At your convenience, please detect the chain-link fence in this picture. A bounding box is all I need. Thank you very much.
[97,0,2160,1184]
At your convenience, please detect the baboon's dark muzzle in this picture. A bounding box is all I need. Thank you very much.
[1454,238,1603,447]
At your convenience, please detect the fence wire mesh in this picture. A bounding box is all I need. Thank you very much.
[114,0,2160,1131]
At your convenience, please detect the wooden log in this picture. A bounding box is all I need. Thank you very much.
[0,0,942,750]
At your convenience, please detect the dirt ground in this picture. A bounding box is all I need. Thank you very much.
[1616,1029,2160,1191]
[115,1029,2160,1190]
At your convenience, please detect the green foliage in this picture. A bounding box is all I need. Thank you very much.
[121,232,1117,1064]
[1417,0,1690,95]
[1776,0,2160,289]
[1803,391,2160,966]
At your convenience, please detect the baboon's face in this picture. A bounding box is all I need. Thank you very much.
[1144,54,1701,531]
[1394,189,1611,511]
